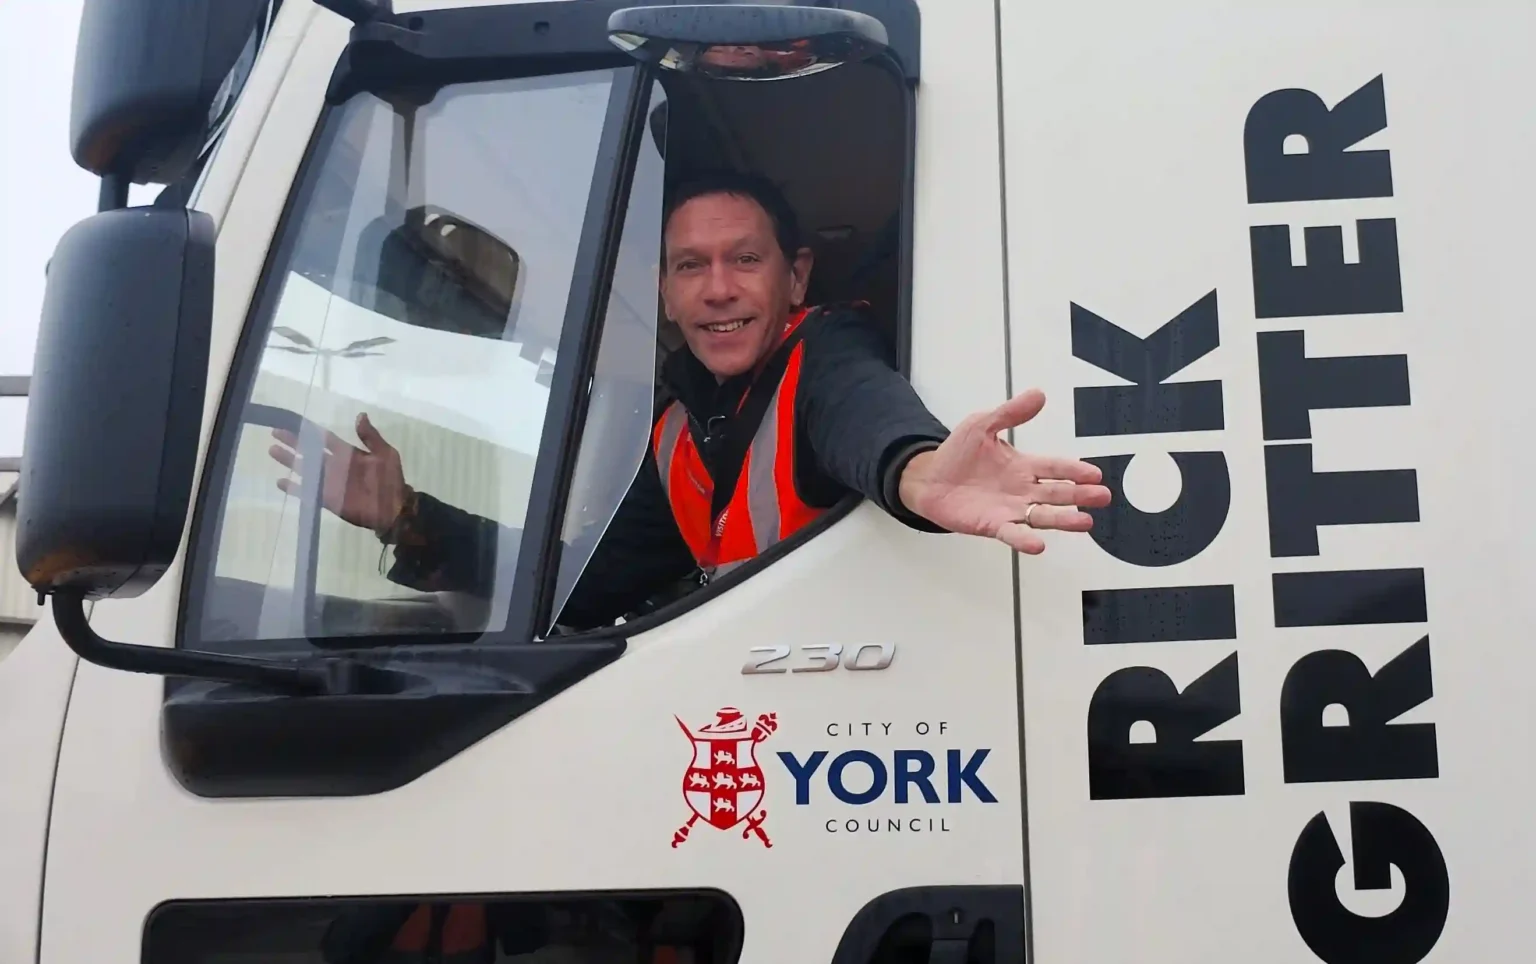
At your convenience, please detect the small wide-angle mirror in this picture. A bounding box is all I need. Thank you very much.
[72,0,276,185]
[351,205,522,339]
[607,4,889,81]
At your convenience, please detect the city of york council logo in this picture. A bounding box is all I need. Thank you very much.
[672,707,778,849]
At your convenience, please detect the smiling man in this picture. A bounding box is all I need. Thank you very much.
[270,170,1111,630]
[643,171,1109,580]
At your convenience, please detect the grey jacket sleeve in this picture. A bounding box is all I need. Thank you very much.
[793,306,952,533]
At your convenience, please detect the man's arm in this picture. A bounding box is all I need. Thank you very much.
[384,449,696,630]
[385,490,502,598]
[795,305,952,532]
[796,313,1115,554]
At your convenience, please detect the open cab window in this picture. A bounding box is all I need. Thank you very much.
[182,1,920,659]
[186,66,665,651]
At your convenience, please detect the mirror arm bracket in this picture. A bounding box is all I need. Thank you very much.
[326,18,432,104]
[50,589,341,696]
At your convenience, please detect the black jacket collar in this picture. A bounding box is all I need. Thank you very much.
[661,343,756,425]
[661,309,816,426]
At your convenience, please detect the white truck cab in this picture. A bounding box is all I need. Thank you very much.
[4,0,1532,961]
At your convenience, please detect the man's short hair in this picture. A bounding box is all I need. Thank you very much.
[662,170,803,264]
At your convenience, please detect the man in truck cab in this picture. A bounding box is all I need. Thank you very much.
[269,171,1112,630]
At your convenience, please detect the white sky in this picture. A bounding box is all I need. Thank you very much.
[0,1,99,459]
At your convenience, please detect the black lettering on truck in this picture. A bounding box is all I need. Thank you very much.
[1071,293,1224,437]
[1245,74,1448,962]
[1087,653,1244,799]
[1280,636,1438,784]
[1244,74,1394,203]
[1288,802,1449,964]
[1263,443,1419,558]
[1071,292,1242,799]
[1256,329,1410,441]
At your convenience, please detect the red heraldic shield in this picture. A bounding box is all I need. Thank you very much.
[672,707,778,849]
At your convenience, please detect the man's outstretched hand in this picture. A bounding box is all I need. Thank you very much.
[897,388,1112,555]
[269,412,410,535]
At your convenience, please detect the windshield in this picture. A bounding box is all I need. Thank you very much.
[189,66,663,647]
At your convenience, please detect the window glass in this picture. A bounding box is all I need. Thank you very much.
[549,83,669,631]
[142,894,742,963]
[192,67,647,646]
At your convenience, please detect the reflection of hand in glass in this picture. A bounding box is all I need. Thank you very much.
[269,413,410,535]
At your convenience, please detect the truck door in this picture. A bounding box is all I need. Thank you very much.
[34,1,1028,961]
[1004,1,1536,961]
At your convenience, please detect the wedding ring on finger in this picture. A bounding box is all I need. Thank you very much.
[1016,503,1041,528]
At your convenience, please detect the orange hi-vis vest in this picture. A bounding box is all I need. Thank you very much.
[652,306,826,577]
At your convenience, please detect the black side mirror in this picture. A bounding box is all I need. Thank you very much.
[71,0,276,185]
[16,208,343,695]
[18,207,214,601]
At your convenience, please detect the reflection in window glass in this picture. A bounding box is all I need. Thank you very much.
[549,83,669,631]
[194,69,630,646]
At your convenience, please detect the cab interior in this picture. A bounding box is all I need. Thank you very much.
[600,56,913,623]
[653,57,910,365]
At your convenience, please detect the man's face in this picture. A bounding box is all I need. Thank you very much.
[699,45,770,70]
[660,191,812,381]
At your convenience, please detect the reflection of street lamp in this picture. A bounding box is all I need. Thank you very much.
[268,326,396,390]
